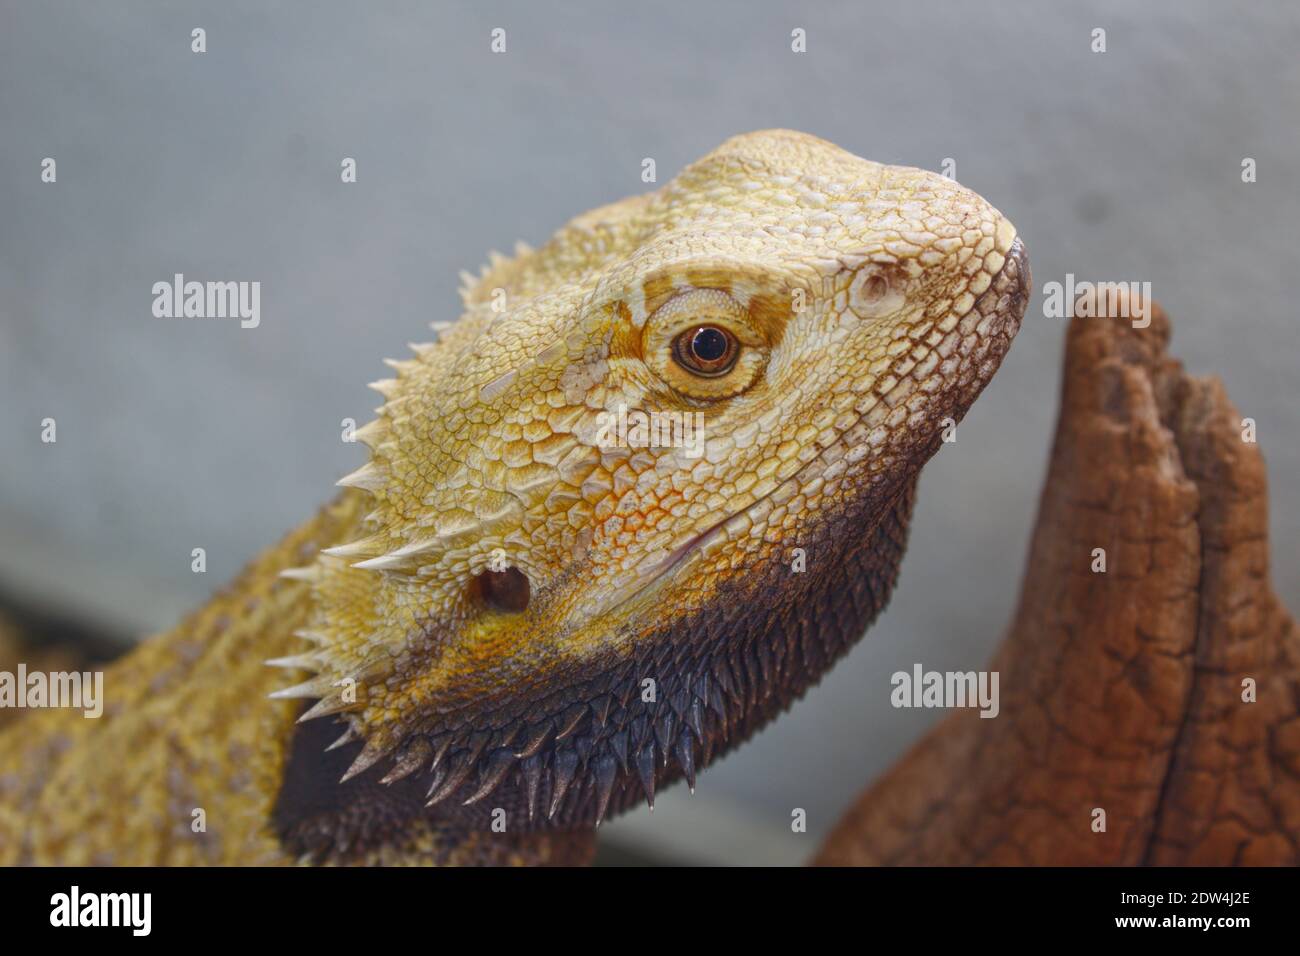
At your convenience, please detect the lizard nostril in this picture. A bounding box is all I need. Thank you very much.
[475,567,531,613]
[848,266,902,319]
[860,274,887,302]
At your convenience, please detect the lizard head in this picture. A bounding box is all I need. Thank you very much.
[275,130,1029,830]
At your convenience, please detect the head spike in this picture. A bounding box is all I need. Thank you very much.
[268,677,335,700]
[335,462,386,492]
[264,653,320,671]
[350,419,386,449]
[320,535,386,560]
[455,274,477,307]
[382,356,417,374]
[390,537,444,559]
[297,694,361,723]
[350,551,415,572]
[278,565,321,583]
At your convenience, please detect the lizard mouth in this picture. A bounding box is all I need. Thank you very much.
[603,235,1030,618]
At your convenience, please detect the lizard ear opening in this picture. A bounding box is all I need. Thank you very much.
[474,567,531,613]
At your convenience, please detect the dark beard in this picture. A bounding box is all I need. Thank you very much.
[272,474,917,862]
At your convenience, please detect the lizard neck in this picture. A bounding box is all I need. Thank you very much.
[272,476,918,854]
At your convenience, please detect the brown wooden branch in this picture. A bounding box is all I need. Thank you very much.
[816,292,1300,866]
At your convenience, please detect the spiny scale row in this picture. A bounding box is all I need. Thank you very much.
[369,641,787,827]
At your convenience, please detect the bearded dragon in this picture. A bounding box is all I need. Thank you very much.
[0,130,1029,865]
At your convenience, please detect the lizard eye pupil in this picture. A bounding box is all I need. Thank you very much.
[673,325,739,376]
[692,327,728,361]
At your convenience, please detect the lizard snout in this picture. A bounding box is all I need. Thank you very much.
[996,235,1031,338]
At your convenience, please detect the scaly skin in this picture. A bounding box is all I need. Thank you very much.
[0,131,1028,865]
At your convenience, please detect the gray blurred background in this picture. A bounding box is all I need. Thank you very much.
[1,0,1296,865]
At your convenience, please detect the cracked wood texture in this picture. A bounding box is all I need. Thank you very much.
[816,291,1300,866]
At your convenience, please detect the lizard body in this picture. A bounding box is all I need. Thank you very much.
[0,131,1028,865]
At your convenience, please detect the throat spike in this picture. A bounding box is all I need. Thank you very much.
[675,734,697,793]
[592,756,618,827]
[339,741,387,783]
[461,749,516,806]
[547,751,579,819]
[520,755,543,822]
[636,745,657,812]
[325,726,359,752]
[379,737,432,785]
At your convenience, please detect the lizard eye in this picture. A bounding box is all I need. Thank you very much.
[672,325,739,377]
[643,289,768,400]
